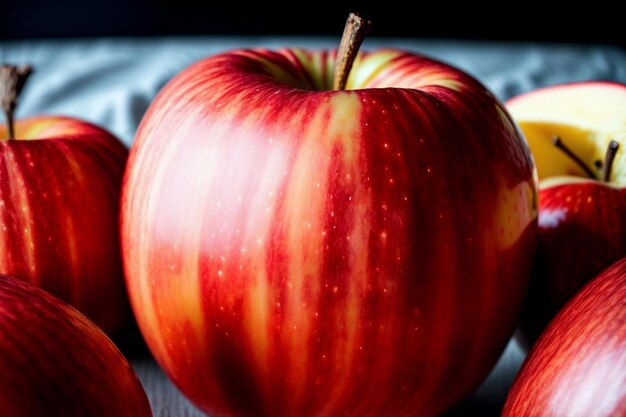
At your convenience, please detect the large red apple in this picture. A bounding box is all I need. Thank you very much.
[0,65,129,334]
[502,257,626,416]
[0,273,152,416]
[122,15,537,417]
[506,82,626,345]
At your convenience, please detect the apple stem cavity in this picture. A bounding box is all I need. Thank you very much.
[0,64,32,140]
[551,136,597,179]
[332,13,371,91]
[602,140,620,181]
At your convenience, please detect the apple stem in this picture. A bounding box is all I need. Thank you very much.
[602,140,620,182]
[551,136,597,179]
[332,13,371,91]
[0,64,32,140]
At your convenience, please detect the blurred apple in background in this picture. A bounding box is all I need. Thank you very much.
[507,82,626,345]
[0,273,152,417]
[0,64,130,335]
[502,257,626,417]
[122,14,536,417]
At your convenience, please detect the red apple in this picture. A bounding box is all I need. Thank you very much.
[502,257,626,416]
[506,82,626,345]
[0,273,152,416]
[122,16,537,417]
[0,65,129,334]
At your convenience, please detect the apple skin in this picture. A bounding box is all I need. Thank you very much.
[503,257,626,416]
[506,82,626,346]
[122,48,537,417]
[519,179,626,344]
[0,273,152,417]
[0,116,129,335]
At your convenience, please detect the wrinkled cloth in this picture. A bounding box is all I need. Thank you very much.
[2,37,625,147]
[1,37,624,416]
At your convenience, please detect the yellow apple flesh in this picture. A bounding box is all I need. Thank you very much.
[507,82,626,184]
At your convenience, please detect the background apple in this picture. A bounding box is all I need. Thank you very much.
[0,64,130,335]
[122,16,537,417]
[502,256,626,416]
[0,273,152,417]
[506,82,626,345]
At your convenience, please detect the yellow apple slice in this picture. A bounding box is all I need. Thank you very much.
[506,82,626,185]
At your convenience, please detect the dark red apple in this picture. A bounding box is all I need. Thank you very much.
[502,257,626,416]
[0,64,129,334]
[122,15,537,417]
[0,273,152,417]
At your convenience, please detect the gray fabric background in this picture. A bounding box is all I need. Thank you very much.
[1,37,625,416]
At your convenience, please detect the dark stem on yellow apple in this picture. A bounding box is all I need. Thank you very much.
[552,136,621,182]
[602,140,620,182]
[0,64,32,140]
[333,13,371,91]
[551,136,597,179]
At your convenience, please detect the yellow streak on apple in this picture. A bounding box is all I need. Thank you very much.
[348,50,463,92]
[16,118,89,140]
[346,50,400,89]
[491,168,538,249]
[327,93,371,415]
[241,128,291,403]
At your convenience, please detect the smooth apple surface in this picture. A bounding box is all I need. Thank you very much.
[502,257,626,417]
[521,177,626,342]
[0,273,152,417]
[507,82,626,344]
[0,116,129,334]
[122,48,537,417]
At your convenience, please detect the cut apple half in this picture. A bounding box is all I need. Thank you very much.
[506,82,626,186]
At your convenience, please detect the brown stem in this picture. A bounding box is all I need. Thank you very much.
[602,140,620,182]
[0,64,32,140]
[552,136,597,179]
[332,13,371,91]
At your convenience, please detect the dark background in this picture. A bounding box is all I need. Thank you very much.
[0,0,624,46]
